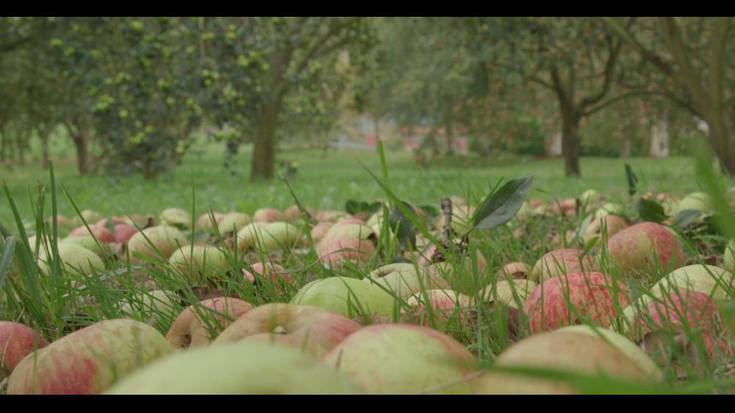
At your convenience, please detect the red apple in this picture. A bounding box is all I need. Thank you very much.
[114,224,139,244]
[0,322,47,380]
[213,303,361,357]
[607,222,686,277]
[69,224,115,243]
[524,272,630,333]
[529,248,599,282]
[7,319,171,394]
[166,297,253,350]
[242,262,294,293]
[253,208,286,223]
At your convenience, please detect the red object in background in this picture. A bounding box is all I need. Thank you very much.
[456,137,469,154]
[366,134,378,148]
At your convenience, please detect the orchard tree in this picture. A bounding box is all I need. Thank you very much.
[604,17,735,173]
[191,17,378,181]
[472,17,638,177]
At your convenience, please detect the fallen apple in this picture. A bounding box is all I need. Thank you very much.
[322,323,477,394]
[166,296,253,350]
[363,263,449,299]
[213,303,361,358]
[607,222,687,277]
[0,322,47,380]
[168,245,229,286]
[37,243,105,276]
[126,225,188,262]
[159,208,192,230]
[253,207,286,223]
[497,262,531,280]
[217,212,252,234]
[7,319,172,394]
[290,276,397,319]
[195,211,224,232]
[524,272,630,333]
[106,342,357,394]
[529,248,599,282]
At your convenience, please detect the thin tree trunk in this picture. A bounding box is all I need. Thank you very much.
[72,133,89,175]
[16,130,26,165]
[650,108,670,158]
[250,102,279,181]
[561,107,582,177]
[40,127,51,169]
[706,111,735,173]
[444,118,455,155]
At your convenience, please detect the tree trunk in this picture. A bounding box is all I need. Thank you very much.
[444,118,455,155]
[40,127,51,169]
[561,108,582,177]
[650,108,670,158]
[250,102,279,181]
[16,131,26,165]
[72,133,89,175]
[706,112,735,173]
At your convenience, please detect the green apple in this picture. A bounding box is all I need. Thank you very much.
[37,243,104,276]
[168,245,229,285]
[363,263,449,299]
[672,192,713,216]
[724,240,735,271]
[106,342,357,394]
[290,276,397,318]
[159,208,192,230]
[166,296,253,350]
[7,319,172,394]
[217,212,252,234]
[322,323,477,394]
[235,222,303,253]
[126,225,187,262]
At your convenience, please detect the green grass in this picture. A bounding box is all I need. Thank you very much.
[1,141,706,226]
[1,142,735,394]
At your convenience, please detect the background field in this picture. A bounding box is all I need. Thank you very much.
[1,141,703,226]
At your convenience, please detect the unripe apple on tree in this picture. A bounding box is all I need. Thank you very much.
[0,322,47,380]
[529,248,599,282]
[166,296,253,350]
[290,276,397,319]
[607,222,686,277]
[322,324,477,394]
[106,342,357,394]
[168,245,229,286]
[213,303,361,358]
[216,212,252,234]
[159,208,192,230]
[253,207,286,223]
[524,272,630,333]
[7,319,172,394]
[126,225,187,263]
[467,330,655,394]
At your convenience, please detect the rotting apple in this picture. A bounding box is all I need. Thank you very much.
[497,262,532,280]
[483,279,537,309]
[213,303,361,358]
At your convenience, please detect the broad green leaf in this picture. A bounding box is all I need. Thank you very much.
[471,177,533,231]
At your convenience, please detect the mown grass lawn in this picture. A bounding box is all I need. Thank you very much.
[1,141,703,226]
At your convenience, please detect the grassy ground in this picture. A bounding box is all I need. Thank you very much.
[1,142,704,226]
[2,142,734,394]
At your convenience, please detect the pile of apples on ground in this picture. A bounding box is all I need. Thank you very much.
[1,189,734,394]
